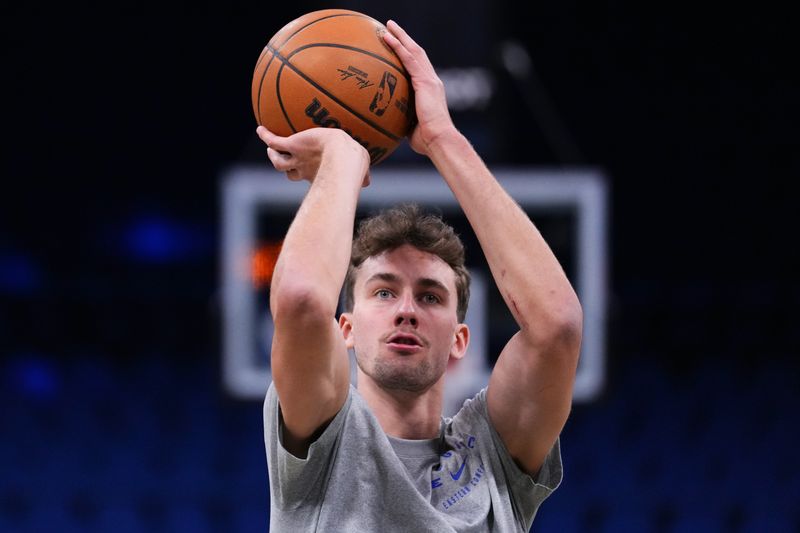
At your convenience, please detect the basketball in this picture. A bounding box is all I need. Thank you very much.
[251,9,415,166]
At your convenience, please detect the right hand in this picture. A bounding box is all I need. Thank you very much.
[382,20,456,157]
[256,126,371,187]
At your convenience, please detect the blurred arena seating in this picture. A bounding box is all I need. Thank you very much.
[2,325,797,532]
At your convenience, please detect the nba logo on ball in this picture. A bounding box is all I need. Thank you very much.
[252,9,416,165]
[370,71,397,116]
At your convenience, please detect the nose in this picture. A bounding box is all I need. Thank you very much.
[394,291,418,327]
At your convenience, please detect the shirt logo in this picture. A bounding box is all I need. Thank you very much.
[449,457,468,481]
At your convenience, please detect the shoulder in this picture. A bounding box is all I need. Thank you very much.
[264,381,359,457]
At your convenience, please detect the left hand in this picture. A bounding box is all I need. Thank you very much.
[383,20,456,156]
[256,126,371,187]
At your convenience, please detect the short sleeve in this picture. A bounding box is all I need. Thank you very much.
[455,388,563,530]
[263,382,353,510]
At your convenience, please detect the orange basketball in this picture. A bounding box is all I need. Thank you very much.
[251,9,415,165]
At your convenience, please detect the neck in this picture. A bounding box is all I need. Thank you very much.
[357,369,444,439]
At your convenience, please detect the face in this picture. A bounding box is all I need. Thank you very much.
[340,244,469,393]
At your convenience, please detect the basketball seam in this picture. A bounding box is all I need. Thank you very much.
[286,43,409,81]
[255,49,273,125]
[275,62,298,134]
[273,13,378,55]
[256,12,381,128]
[269,46,403,142]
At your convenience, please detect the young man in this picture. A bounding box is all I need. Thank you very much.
[256,20,582,532]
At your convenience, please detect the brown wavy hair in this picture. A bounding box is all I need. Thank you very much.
[343,204,470,322]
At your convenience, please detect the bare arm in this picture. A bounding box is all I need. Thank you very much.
[257,126,370,457]
[384,22,582,476]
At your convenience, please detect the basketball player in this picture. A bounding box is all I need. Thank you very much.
[256,20,582,532]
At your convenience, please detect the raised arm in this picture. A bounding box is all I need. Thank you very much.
[257,126,370,457]
[384,21,582,476]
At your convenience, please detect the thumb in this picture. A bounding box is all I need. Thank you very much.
[256,126,291,152]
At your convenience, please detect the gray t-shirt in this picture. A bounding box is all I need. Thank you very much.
[263,383,562,532]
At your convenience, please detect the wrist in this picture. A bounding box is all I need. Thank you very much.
[426,127,469,158]
[318,136,369,180]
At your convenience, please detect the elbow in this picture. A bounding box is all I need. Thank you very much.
[559,295,583,335]
[525,299,584,358]
[547,302,582,346]
[552,301,583,357]
[557,306,583,354]
[270,281,336,324]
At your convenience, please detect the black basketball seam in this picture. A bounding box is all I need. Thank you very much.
[275,62,298,134]
[269,46,404,141]
[257,12,379,125]
[255,49,273,125]
[286,43,410,81]
[273,12,379,55]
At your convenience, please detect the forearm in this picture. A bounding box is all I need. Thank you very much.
[428,130,582,339]
[271,162,363,315]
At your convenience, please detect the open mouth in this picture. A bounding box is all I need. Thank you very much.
[387,333,423,349]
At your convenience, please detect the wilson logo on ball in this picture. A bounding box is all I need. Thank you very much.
[305,98,388,164]
[305,98,342,128]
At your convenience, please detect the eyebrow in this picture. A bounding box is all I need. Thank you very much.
[364,272,450,294]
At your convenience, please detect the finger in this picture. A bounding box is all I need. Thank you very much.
[384,21,434,75]
[386,20,417,49]
[267,147,297,172]
[256,126,273,145]
[386,21,427,60]
[382,27,404,55]
[382,30,418,75]
[257,126,292,152]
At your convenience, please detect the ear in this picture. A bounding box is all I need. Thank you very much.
[339,312,355,350]
[449,323,470,361]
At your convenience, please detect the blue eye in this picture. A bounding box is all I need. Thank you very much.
[422,294,440,304]
[376,289,393,299]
